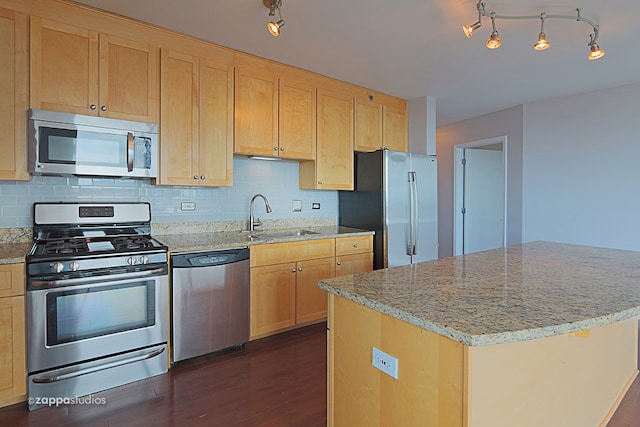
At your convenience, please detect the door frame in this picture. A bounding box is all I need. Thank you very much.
[453,136,508,256]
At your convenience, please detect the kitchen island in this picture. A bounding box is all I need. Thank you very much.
[318,241,640,426]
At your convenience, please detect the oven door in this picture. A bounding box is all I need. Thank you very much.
[27,269,168,373]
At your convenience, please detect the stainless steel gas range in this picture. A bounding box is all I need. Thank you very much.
[26,202,169,410]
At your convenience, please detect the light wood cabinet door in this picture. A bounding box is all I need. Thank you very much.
[250,262,297,339]
[0,264,24,298]
[0,262,25,407]
[234,64,278,156]
[0,8,27,181]
[30,17,158,122]
[159,49,199,185]
[98,34,158,122]
[336,252,373,277]
[30,16,99,115]
[159,50,234,187]
[0,295,26,407]
[383,104,408,152]
[279,78,316,160]
[198,58,234,186]
[354,97,383,152]
[296,257,335,324]
[300,88,353,190]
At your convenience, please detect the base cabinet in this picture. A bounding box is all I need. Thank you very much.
[335,235,373,276]
[0,263,26,408]
[249,236,373,340]
[249,239,335,339]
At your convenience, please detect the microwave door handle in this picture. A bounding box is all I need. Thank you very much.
[127,132,135,172]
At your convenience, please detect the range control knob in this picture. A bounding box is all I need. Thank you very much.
[139,255,149,265]
[127,256,137,266]
[69,261,80,272]
[52,262,64,273]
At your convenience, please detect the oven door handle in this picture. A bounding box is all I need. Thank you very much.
[29,266,167,289]
[31,347,165,384]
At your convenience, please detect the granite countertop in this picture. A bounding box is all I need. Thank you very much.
[0,242,34,264]
[319,241,640,346]
[156,225,374,253]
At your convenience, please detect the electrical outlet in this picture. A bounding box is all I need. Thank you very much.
[312,203,320,210]
[372,347,398,379]
[181,202,196,211]
[292,200,302,212]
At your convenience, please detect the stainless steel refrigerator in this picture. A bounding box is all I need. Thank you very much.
[339,149,438,269]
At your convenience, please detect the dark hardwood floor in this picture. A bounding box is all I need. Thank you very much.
[0,322,638,426]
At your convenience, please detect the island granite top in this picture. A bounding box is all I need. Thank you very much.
[318,241,640,346]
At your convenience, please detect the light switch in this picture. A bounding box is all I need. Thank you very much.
[292,200,302,212]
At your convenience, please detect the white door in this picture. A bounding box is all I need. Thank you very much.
[463,147,505,253]
[453,138,506,255]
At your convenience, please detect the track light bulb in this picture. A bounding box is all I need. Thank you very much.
[268,19,285,37]
[462,22,481,38]
[486,31,501,49]
[534,33,550,50]
[588,42,604,60]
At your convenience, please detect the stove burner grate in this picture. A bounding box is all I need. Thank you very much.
[42,239,89,255]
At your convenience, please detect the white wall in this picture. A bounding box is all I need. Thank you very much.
[436,106,523,258]
[522,82,640,251]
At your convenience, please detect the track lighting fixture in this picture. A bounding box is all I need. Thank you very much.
[264,0,285,37]
[462,1,604,60]
[534,13,550,51]
[486,14,501,49]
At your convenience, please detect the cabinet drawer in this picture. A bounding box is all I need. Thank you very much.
[336,236,373,256]
[0,263,25,298]
[250,239,335,267]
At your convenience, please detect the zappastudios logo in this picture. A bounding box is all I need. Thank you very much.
[28,395,107,407]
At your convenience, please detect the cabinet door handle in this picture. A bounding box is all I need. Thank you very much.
[101,105,107,111]
[90,104,97,110]
[353,243,359,248]
[193,176,199,179]
[200,176,206,180]
[298,267,302,271]
[274,147,278,151]
[292,268,296,272]
[318,180,323,185]
[280,147,285,151]
[336,262,341,265]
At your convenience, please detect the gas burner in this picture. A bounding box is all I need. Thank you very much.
[112,236,154,250]
[42,239,89,255]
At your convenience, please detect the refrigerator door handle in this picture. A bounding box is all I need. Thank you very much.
[408,171,418,256]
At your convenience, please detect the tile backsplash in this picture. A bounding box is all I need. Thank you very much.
[0,156,338,228]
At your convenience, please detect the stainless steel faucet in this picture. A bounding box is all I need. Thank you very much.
[249,194,272,231]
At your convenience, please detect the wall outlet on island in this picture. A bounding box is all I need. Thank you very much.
[372,347,398,379]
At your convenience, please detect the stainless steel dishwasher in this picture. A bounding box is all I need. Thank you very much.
[171,247,250,363]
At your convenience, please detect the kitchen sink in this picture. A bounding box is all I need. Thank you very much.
[245,229,319,240]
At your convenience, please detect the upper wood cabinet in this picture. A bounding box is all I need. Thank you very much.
[0,8,28,181]
[158,49,233,186]
[354,96,383,152]
[300,87,354,190]
[30,17,158,123]
[383,103,408,152]
[354,92,408,153]
[278,77,316,159]
[234,56,316,160]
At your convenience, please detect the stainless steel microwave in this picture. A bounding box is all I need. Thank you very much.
[28,109,158,178]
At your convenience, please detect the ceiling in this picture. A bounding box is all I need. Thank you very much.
[70,0,640,126]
